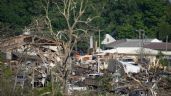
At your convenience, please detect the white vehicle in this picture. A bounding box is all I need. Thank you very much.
[67,83,87,94]
[119,58,141,74]
[120,61,141,74]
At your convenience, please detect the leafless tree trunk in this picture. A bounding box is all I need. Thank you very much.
[38,0,98,95]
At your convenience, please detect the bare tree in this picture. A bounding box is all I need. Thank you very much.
[26,0,99,95]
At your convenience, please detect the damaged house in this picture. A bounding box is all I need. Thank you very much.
[102,35,171,64]
[0,34,64,87]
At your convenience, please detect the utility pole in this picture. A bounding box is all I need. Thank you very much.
[141,30,145,64]
[99,30,101,49]
[97,29,104,73]
[136,29,145,64]
[166,35,168,52]
[97,30,101,73]
[166,35,169,67]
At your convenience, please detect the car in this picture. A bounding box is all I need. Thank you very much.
[87,73,104,79]
[67,83,87,94]
[121,58,135,64]
[129,89,147,96]
[119,58,141,74]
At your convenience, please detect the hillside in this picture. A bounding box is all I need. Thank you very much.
[0,0,171,42]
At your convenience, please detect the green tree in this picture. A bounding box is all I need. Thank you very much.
[0,0,42,37]
[158,22,171,42]
[116,23,135,39]
[156,51,169,67]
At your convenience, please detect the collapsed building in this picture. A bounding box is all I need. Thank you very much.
[1,34,171,95]
[0,34,64,87]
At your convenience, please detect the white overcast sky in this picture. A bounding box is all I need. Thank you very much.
[169,0,171,3]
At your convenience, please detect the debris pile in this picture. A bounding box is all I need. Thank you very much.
[0,35,171,96]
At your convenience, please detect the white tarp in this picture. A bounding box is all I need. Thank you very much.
[119,61,141,73]
[96,47,103,53]
[97,47,171,57]
[90,36,93,48]
[101,34,116,44]
[151,38,162,42]
[100,47,159,55]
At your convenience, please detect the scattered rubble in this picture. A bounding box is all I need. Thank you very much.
[0,35,171,96]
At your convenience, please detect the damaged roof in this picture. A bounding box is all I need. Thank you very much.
[144,43,171,51]
[0,35,63,51]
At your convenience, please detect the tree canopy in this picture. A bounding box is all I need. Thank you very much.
[0,0,171,42]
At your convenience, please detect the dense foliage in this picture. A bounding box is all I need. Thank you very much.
[0,0,42,38]
[0,0,171,41]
